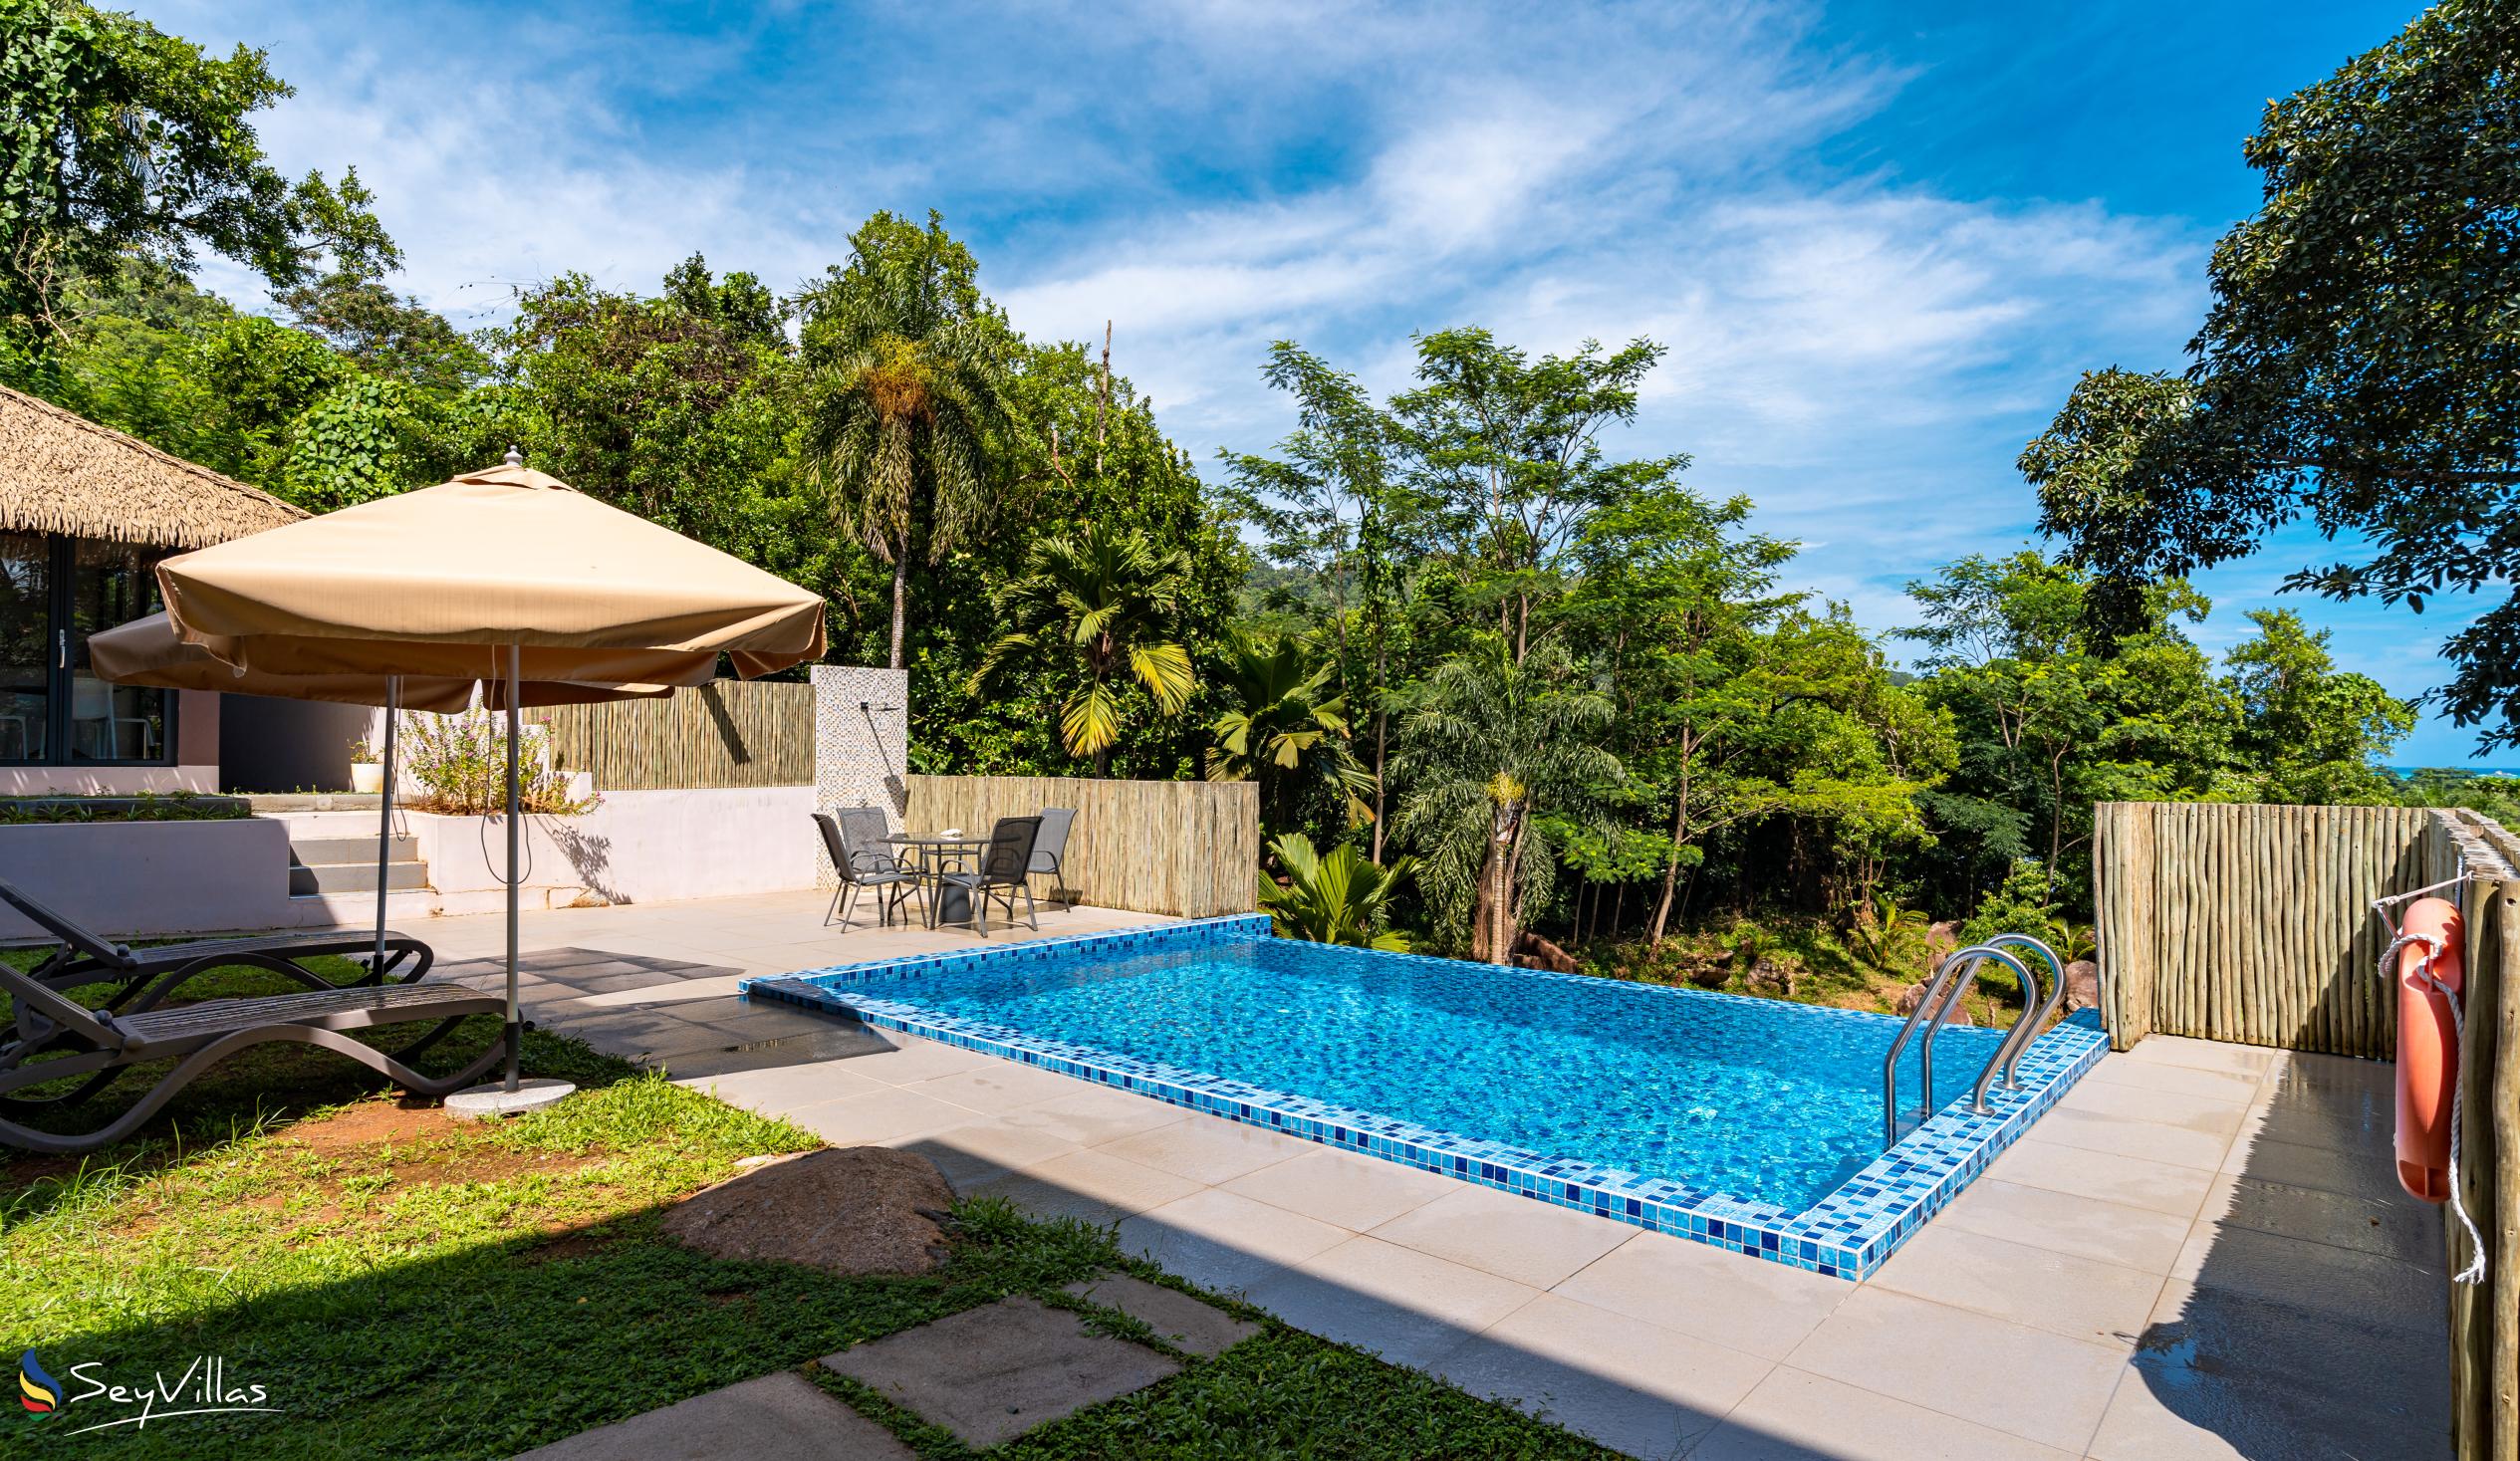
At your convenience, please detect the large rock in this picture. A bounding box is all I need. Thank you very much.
[660,1146,954,1276]
[2063,958,2100,1012]
[1746,960,1795,997]
[1893,979,1974,1024]
[1924,920,1961,973]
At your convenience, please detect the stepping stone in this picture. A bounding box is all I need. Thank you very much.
[511,1370,910,1460]
[1062,1273,1260,1357]
[822,1295,1179,1448]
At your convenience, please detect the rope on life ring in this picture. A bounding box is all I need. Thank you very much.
[2374,881,2486,1286]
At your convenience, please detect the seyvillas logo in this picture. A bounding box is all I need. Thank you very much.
[18,1352,59,1414]
[14,1353,282,1435]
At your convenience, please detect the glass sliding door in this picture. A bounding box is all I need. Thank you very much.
[68,539,169,763]
[0,534,48,763]
[0,534,174,768]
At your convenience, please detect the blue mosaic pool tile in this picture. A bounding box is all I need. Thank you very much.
[739,918,2109,1280]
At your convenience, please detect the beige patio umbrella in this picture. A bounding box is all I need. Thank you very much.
[150,451,827,1105]
[92,611,673,1003]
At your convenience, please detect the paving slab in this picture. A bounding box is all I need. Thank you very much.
[822,1295,1178,1449]
[1698,1365,2076,1461]
[1063,1272,1261,1356]
[1427,1292,1769,1460]
[511,1370,912,1461]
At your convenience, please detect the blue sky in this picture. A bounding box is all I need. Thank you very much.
[144,0,2484,762]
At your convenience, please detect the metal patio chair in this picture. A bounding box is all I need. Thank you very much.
[1029,806,1076,910]
[817,810,914,929]
[936,816,1043,936]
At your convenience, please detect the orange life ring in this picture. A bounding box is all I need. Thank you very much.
[2394,896,2463,1204]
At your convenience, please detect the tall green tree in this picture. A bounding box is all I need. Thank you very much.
[2022,0,2520,745]
[0,0,389,350]
[2222,609,2412,804]
[1394,634,1618,963]
[798,210,1016,668]
[492,258,799,553]
[1566,483,1801,941]
[1393,329,1681,662]
[972,523,1198,777]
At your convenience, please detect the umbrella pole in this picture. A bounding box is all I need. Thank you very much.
[374,676,398,977]
[503,642,522,1092]
[447,643,571,1119]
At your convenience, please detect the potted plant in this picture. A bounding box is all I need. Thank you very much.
[349,736,383,795]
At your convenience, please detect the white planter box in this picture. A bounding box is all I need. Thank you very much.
[400,786,819,909]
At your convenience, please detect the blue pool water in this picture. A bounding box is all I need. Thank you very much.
[839,934,2010,1212]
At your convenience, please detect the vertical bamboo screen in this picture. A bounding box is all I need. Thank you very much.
[539,681,815,790]
[902,775,1259,918]
[2093,801,2434,1056]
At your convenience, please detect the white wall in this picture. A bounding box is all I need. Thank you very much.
[0,817,296,939]
[404,786,821,907]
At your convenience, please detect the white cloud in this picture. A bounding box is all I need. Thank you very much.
[168,0,2444,745]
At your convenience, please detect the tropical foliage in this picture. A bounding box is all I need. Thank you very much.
[799,212,1015,669]
[1257,834,1414,951]
[973,524,1198,776]
[1206,633,1373,830]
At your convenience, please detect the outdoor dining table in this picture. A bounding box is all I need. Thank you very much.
[885,833,993,930]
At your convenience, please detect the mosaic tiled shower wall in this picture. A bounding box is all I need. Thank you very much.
[811,664,910,888]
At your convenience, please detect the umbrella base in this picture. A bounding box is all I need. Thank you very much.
[446,1078,575,1120]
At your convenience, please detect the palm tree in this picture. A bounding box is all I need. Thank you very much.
[1394,636,1619,964]
[1207,632,1376,831]
[971,523,1196,776]
[798,212,1013,668]
[1257,833,1414,950]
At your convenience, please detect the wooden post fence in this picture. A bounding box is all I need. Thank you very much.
[2092,801,2433,1057]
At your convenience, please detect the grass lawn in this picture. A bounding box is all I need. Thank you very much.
[1,955,1616,1460]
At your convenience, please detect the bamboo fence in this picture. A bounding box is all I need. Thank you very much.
[903,774,1259,918]
[539,680,814,791]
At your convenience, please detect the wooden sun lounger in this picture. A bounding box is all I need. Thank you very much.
[1,877,433,1060]
[0,973,506,1156]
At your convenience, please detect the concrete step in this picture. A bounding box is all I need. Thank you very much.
[290,860,432,896]
[248,793,382,814]
[292,835,421,864]
[270,809,406,836]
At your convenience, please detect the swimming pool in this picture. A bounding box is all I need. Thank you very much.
[746,916,2109,1277]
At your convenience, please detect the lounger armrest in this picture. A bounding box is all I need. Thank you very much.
[0,968,127,1052]
[0,878,134,970]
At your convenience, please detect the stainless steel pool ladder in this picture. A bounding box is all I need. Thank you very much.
[1979,932,2068,1096]
[1881,941,2054,1146]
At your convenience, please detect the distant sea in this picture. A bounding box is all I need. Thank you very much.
[2389,767,2520,779]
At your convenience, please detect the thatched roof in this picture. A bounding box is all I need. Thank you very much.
[0,382,303,550]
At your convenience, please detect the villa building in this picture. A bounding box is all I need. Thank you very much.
[0,382,301,795]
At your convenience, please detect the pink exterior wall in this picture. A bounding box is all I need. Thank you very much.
[0,689,219,796]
